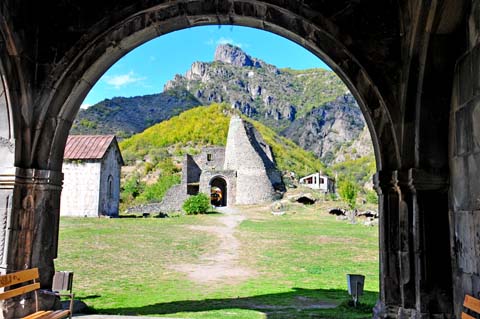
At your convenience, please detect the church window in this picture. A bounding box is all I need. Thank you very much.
[108,175,113,198]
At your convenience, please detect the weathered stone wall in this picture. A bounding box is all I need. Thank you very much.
[60,161,101,217]
[449,1,480,315]
[183,154,201,185]
[157,184,187,213]
[99,145,122,217]
[193,147,226,171]
[224,116,283,204]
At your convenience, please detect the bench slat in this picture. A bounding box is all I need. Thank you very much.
[465,295,480,314]
[0,268,39,288]
[37,310,70,319]
[462,312,476,319]
[0,282,40,300]
[23,311,52,319]
[0,268,72,319]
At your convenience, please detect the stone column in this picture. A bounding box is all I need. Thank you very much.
[0,167,15,269]
[375,169,452,319]
[1,168,63,318]
[374,170,403,318]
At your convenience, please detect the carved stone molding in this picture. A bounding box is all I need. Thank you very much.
[0,167,15,190]
[373,169,400,195]
[15,168,63,189]
[374,168,448,194]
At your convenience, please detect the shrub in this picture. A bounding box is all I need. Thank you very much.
[183,193,211,215]
[338,179,358,210]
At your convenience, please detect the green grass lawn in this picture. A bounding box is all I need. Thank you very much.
[56,203,379,318]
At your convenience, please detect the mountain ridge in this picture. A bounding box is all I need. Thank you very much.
[74,43,373,165]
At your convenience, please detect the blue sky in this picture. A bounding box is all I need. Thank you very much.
[82,25,330,107]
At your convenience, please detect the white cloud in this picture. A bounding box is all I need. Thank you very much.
[80,103,92,109]
[206,37,245,48]
[217,37,244,48]
[104,71,145,89]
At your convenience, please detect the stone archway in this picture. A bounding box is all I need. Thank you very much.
[38,2,401,174]
[210,177,228,207]
[0,3,410,316]
[0,1,470,318]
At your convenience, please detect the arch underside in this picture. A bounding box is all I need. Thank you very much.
[34,0,401,173]
[7,1,469,319]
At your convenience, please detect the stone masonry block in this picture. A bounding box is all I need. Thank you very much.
[459,54,473,105]
[455,211,476,274]
[472,45,480,96]
[471,98,480,152]
[455,106,471,156]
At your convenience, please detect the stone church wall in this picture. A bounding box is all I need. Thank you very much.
[61,161,101,217]
[450,4,480,315]
[99,145,122,217]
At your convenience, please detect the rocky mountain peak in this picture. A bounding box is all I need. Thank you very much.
[214,44,261,68]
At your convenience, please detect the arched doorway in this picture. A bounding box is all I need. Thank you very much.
[210,177,227,207]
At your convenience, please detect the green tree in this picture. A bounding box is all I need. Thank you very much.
[338,179,358,210]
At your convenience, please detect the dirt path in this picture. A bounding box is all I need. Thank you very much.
[171,206,256,284]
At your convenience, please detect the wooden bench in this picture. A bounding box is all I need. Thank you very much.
[0,268,73,319]
[463,294,480,319]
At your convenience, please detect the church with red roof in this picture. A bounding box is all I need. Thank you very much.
[61,135,124,217]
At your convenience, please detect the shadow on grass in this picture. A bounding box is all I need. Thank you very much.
[94,287,378,319]
[77,294,101,301]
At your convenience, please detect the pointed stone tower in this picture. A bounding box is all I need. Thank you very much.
[224,115,284,204]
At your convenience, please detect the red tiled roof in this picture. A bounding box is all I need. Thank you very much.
[64,135,116,160]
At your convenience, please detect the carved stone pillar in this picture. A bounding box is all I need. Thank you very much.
[0,167,15,269]
[1,168,63,318]
[375,169,452,319]
[374,170,403,318]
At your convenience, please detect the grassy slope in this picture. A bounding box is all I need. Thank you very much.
[56,203,378,319]
[120,103,326,177]
[245,117,328,178]
[120,104,325,208]
[120,103,231,157]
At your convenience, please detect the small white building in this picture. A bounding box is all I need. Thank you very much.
[299,172,335,193]
[60,135,124,217]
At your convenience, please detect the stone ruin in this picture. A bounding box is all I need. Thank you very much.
[158,115,285,212]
